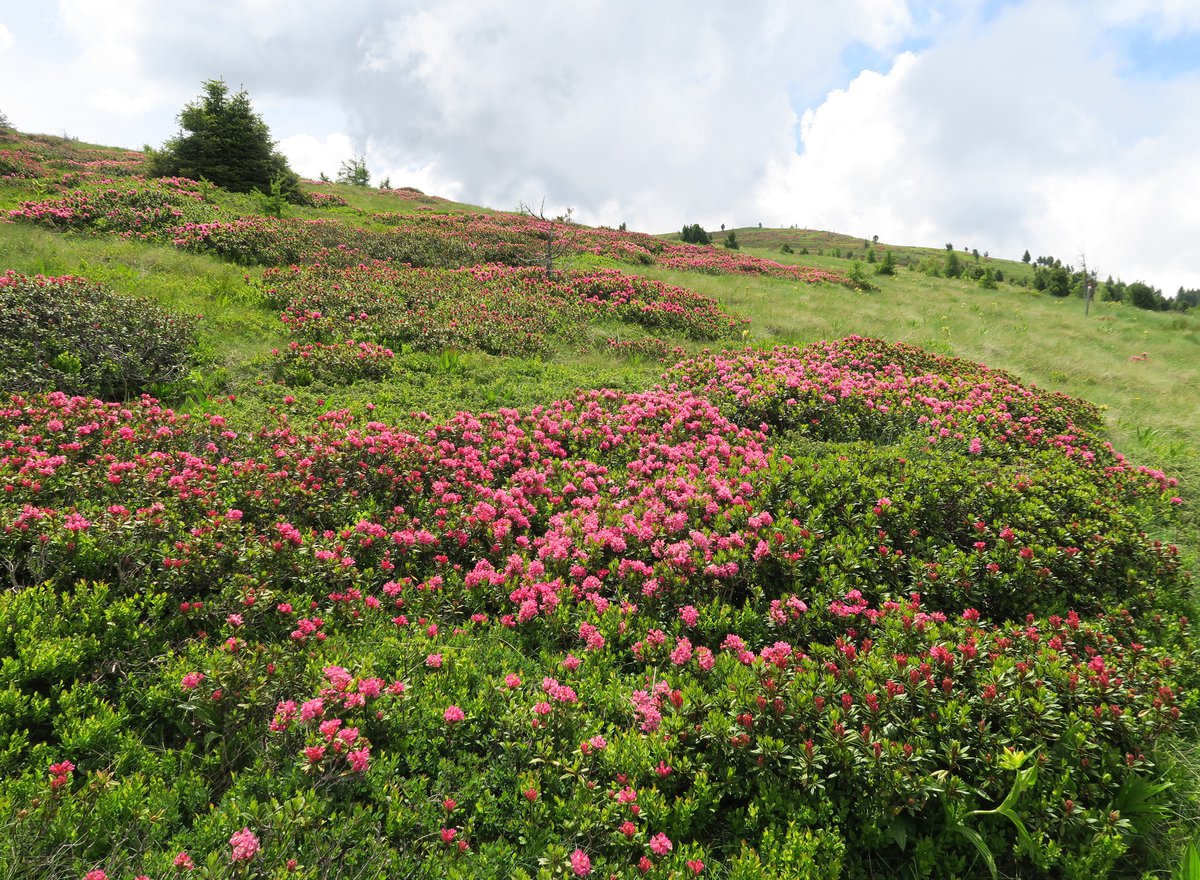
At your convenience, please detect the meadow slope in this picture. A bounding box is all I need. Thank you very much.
[0,130,1196,880]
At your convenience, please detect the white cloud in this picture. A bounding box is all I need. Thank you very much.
[756,1,1200,294]
[277,132,356,181]
[0,22,13,52]
[42,1,913,229]
[1097,0,1200,34]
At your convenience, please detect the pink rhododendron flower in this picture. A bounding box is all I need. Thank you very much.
[443,705,465,724]
[570,849,592,876]
[304,745,325,763]
[229,827,260,862]
[180,672,204,690]
[649,833,673,856]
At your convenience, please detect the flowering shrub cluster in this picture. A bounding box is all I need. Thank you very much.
[0,130,143,183]
[460,264,748,340]
[659,243,861,286]
[257,261,746,359]
[367,209,668,266]
[0,147,45,180]
[0,271,195,399]
[175,210,857,291]
[0,338,1191,877]
[269,339,396,386]
[5,151,857,294]
[7,177,219,235]
[302,191,349,208]
[606,337,689,364]
[260,260,590,357]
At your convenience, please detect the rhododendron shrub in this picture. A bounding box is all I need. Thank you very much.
[257,261,746,358]
[260,260,591,357]
[659,243,859,287]
[7,177,220,235]
[0,131,142,184]
[0,271,196,399]
[0,340,1192,878]
[269,339,395,386]
[8,158,857,294]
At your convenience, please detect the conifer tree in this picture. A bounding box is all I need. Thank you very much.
[146,79,300,200]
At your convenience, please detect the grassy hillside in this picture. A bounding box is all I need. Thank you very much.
[1,130,1197,880]
[663,226,1039,285]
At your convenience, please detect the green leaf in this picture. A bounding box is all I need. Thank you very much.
[1175,841,1200,880]
[950,824,997,880]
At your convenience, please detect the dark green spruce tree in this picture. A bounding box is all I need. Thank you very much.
[146,79,301,201]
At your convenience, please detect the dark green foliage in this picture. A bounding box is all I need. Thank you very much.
[337,155,371,187]
[875,249,897,276]
[0,272,196,400]
[780,243,794,254]
[1022,249,1032,263]
[256,175,289,218]
[1034,265,1071,297]
[1127,281,1168,311]
[1175,287,1200,310]
[724,230,740,249]
[681,223,711,245]
[944,249,963,278]
[145,79,301,201]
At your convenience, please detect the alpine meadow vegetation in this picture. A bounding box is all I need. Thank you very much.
[0,125,1196,880]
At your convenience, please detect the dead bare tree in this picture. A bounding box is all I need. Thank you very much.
[1079,251,1098,316]
[518,199,578,278]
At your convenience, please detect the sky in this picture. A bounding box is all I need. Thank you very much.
[2,0,1199,295]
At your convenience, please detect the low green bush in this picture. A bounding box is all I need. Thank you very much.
[0,271,196,400]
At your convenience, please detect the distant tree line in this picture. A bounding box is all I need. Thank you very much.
[680,224,711,245]
[911,243,1004,287]
[1024,254,1191,312]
